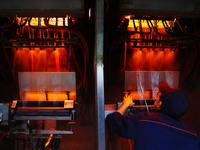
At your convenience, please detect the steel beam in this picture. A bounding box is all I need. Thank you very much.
[0,0,85,17]
[120,0,200,18]
[95,0,105,150]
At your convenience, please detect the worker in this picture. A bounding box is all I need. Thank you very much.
[106,82,200,150]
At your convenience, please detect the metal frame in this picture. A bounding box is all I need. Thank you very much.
[95,0,105,149]
[119,0,200,18]
[1,37,79,49]
[13,130,73,135]
[0,0,85,17]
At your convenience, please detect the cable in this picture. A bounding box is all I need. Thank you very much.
[0,132,8,143]
[1,31,17,81]
[0,18,15,30]
[148,20,171,37]
[71,45,84,90]
[43,18,89,94]
[130,18,152,34]
[0,17,27,31]
[28,18,51,29]
[72,42,87,87]
[128,139,133,150]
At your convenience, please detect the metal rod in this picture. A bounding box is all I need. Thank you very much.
[137,75,149,113]
[125,38,183,43]
[131,16,175,21]
[13,130,73,135]
[14,116,72,120]
[95,0,105,149]
[5,46,68,48]
[0,38,79,42]
[130,46,183,49]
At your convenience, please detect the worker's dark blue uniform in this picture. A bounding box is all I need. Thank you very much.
[106,111,200,150]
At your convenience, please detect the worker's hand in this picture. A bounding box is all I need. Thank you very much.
[123,95,135,107]
[116,94,135,115]
[154,92,162,110]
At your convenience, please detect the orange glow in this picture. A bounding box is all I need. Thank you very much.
[45,133,53,147]
[54,50,61,72]
[20,17,69,27]
[14,47,71,72]
[68,91,76,100]
[128,19,149,28]
[20,92,70,101]
[30,51,34,72]
[64,100,74,109]
[20,92,46,101]
[130,91,157,99]
[127,47,176,71]
[123,15,172,33]
[48,92,68,101]
[17,107,65,110]
[89,8,91,20]
[123,17,177,71]
[123,42,127,71]
[129,90,161,100]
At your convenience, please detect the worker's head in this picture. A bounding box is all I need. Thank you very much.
[158,82,189,118]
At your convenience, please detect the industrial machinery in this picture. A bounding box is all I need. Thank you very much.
[0,72,76,149]
[0,0,200,150]
[104,1,200,149]
[105,71,180,117]
[0,1,89,148]
[105,15,185,115]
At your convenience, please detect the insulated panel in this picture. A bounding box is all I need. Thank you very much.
[125,71,179,92]
[18,72,76,100]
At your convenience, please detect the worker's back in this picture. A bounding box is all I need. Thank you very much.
[135,112,200,150]
[106,112,200,150]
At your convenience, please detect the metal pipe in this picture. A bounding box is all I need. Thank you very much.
[125,38,184,43]
[0,38,78,42]
[95,0,105,149]
[5,46,67,48]
[13,130,73,135]
[130,46,184,49]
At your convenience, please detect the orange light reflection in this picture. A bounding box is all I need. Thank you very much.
[20,17,69,27]
[124,17,176,71]
[45,133,53,148]
[20,92,69,101]
[48,92,68,101]
[54,50,61,72]
[20,92,46,101]
[14,47,70,72]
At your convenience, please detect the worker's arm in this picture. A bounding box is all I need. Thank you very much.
[116,95,135,115]
[106,95,137,139]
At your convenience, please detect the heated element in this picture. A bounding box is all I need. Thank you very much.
[20,17,70,27]
[120,15,182,71]
[89,8,91,20]
[18,72,76,101]
[19,92,70,101]
[14,47,70,72]
[1,16,88,90]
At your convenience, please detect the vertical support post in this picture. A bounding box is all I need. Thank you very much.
[95,0,105,150]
